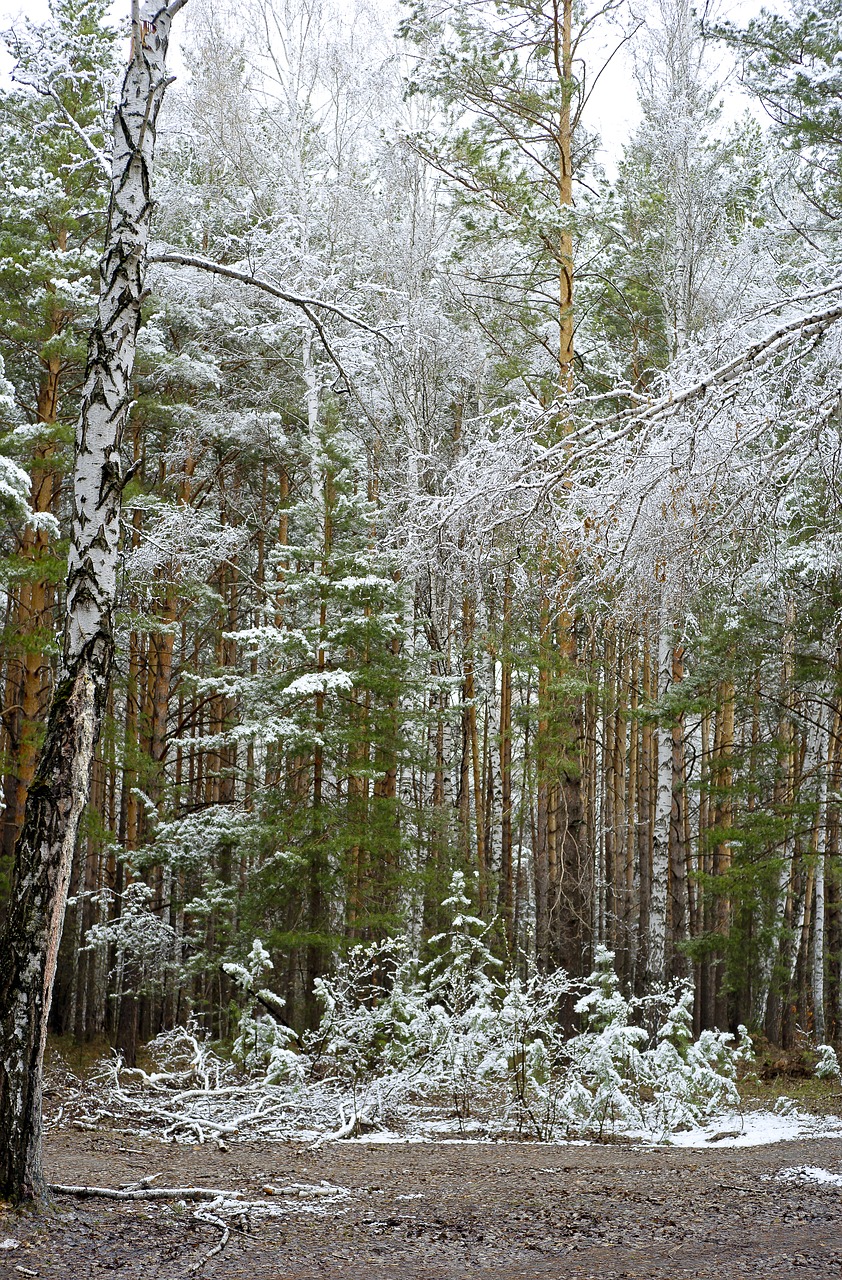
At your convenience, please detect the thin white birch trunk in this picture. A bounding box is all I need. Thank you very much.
[753,848,792,1028]
[0,0,186,1202]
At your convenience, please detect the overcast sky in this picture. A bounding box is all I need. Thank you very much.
[0,0,775,170]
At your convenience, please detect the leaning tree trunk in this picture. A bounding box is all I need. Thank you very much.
[0,0,186,1203]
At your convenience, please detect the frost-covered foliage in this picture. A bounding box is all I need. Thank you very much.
[223,940,301,1083]
[77,923,748,1145]
[815,1043,841,1081]
[415,872,505,1122]
[85,882,181,994]
[123,495,246,586]
[306,941,419,1084]
[301,927,747,1140]
[185,885,748,1143]
[0,353,46,530]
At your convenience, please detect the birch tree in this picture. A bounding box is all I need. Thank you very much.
[0,0,118,859]
[0,0,187,1202]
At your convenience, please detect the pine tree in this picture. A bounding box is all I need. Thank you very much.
[0,0,118,864]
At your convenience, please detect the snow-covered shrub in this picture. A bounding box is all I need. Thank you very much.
[501,949,746,1141]
[223,939,302,1083]
[306,939,420,1083]
[641,989,742,1137]
[417,872,504,1124]
[815,1043,842,1081]
[140,892,751,1144]
[297,939,429,1133]
[558,947,649,1137]
[85,881,182,994]
[734,1025,755,1069]
[496,965,575,1139]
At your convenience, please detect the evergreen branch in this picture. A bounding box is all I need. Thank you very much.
[34,87,112,178]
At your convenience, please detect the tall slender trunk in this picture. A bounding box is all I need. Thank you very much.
[0,0,185,1202]
[553,0,574,388]
[811,692,830,1042]
[602,621,616,953]
[462,595,486,911]
[636,633,653,991]
[626,639,640,982]
[669,644,687,980]
[650,619,673,983]
[535,592,551,970]
[756,600,796,1033]
[498,578,513,946]
[614,635,628,966]
[712,677,735,1027]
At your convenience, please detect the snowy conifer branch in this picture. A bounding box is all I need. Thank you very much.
[33,86,112,177]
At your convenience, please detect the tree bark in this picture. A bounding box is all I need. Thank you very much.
[649,619,673,983]
[669,645,688,981]
[0,0,186,1202]
[497,577,514,947]
[712,677,735,1028]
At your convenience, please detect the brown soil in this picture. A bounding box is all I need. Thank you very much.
[2,1128,841,1279]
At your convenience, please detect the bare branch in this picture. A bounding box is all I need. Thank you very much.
[188,1209,230,1272]
[542,299,842,473]
[149,252,394,342]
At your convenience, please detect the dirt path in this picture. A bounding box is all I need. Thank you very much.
[1,1130,841,1279]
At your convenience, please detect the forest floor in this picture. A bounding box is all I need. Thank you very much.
[2,1123,842,1280]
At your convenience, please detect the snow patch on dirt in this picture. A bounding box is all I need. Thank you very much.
[660,1108,842,1148]
[776,1165,842,1186]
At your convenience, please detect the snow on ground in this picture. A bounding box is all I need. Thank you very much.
[346,1108,842,1150]
[275,1109,842,1150]
[777,1165,842,1186]
[661,1107,842,1148]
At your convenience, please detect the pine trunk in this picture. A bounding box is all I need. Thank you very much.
[649,620,673,983]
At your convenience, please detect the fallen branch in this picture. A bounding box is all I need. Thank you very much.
[48,1183,242,1201]
[310,1104,377,1147]
[188,1207,230,1272]
[119,1174,161,1189]
[107,1078,286,1143]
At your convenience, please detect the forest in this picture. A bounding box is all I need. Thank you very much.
[1,0,841,1116]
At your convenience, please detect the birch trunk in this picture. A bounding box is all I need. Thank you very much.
[497,578,514,945]
[0,0,185,1202]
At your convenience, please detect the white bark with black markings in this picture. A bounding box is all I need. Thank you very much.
[0,0,186,1203]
